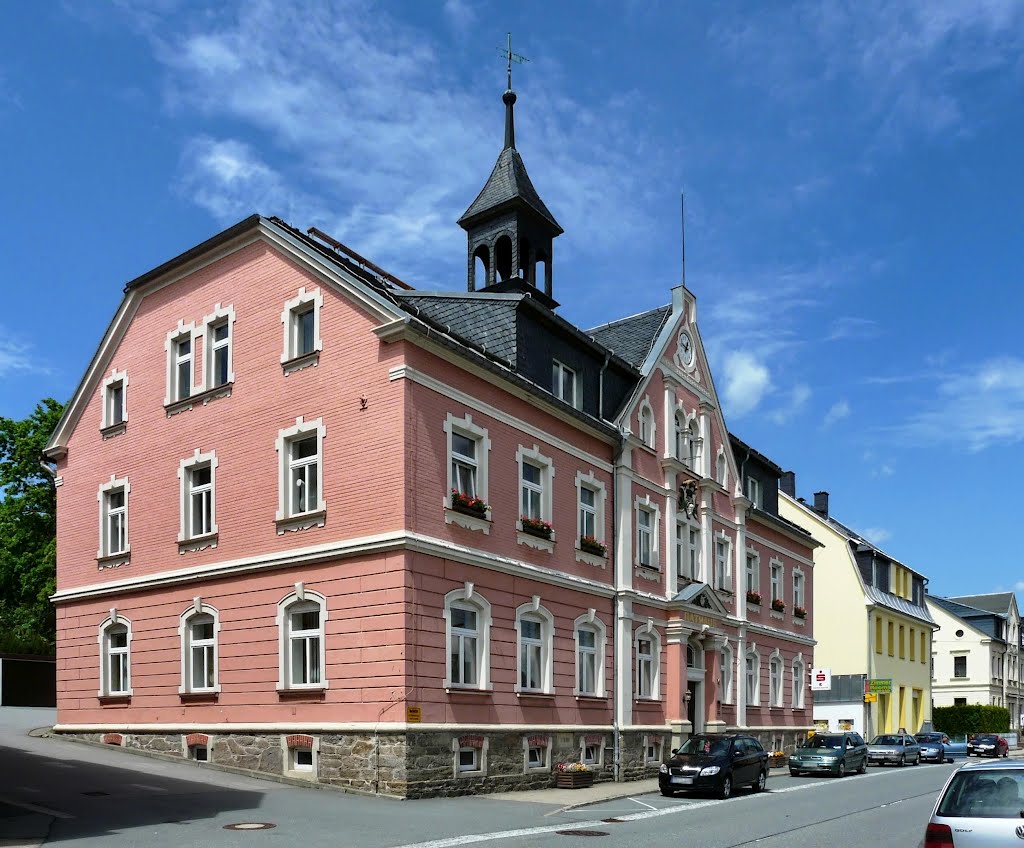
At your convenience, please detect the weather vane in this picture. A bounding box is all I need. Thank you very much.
[497,32,529,90]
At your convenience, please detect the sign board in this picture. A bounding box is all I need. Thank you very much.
[810,668,832,691]
[863,693,877,702]
[682,612,716,627]
[406,705,422,723]
[866,678,892,694]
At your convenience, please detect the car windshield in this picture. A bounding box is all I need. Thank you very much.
[678,736,731,756]
[975,735,998,743]
[872,735,903,745]
[807,736,844,749]
[937,770,1024,819]
[915,734,941,742]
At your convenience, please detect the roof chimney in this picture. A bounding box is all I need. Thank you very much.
[780,471,796,498]
[813,491,829,518]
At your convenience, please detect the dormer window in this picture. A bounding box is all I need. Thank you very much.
[552,361,579,408]
[746,477,762,509]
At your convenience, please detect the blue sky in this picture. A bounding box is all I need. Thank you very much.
[2,1,1023,607]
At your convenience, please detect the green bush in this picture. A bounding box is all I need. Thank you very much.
[933,704,1010,736]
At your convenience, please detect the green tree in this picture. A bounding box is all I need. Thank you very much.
[0,398,64,654]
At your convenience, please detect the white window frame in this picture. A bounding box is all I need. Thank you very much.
[523,735,551,772]
[100,368,128,431]
[98,613,133,697]
[177,449,218,544]
[714,533,732,591]
[687,419,702,470]
[746,549,760,594]
[769,651,784,707]
[637,398,656,449]
[276,586,329,690]
[745,646,760,707]
[580,736,605,767]
[164,319,197,405]
[634,624,661,701]
[179,601,221,694]
[515,600,554,694]
[452,737,488,777]
[444,413,490,511]
[575,470,607,550]
[673,409,687,460]
[644,736,664,766]
[443,585,492,691]
[275,417,327,526]
[770,559,784,604]
[715,448,728,487]
[516,444,554,527]
[746,476,762,509]
[793,569,805,611]
[792,654,805,708]
[202,303,236,390]
[96,475,130,560]
[722,641,734,703]
[281,286,324,369]
[634,495,660,569]
[574,612,607,697]
[552,360,580,408]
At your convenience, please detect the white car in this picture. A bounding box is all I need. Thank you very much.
[924,759,1024,846]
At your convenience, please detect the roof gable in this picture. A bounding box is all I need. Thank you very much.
[587,305,671,369]
[673,581,732,616]
[458,147,562,234]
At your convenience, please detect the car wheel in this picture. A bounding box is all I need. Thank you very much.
[789,768,799,777]
[718,775,732,800]
[857,758,866,774]
[755,769,767,792]
[660,788,676,797]
[836,760,846,777]
[898,754,905,767]
[912,754,919,766]
[1004,749,1009,758]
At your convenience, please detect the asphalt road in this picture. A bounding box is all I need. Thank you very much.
[0,708,982,848]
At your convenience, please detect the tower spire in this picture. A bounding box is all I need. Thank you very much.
[498,33,528,150]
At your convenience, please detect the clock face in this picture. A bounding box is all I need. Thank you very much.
[678,331,695,366]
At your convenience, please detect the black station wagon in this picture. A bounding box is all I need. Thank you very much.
[659,734,769,799]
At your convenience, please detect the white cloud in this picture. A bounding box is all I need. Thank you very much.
[722,351,772,418]
[769,383,811,424]
[0,337,48,378]
[859,527,892,545]
[442,0,476,33]
[826,317,879,342]
[823,399,850,427]
[871,463,894,479]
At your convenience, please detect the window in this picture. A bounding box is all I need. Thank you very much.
[516,603,553,694]
[575,614,606,696]
[581,737,604,766]
[458,747,479,772]
[638,399,655,448]
[793,570,805,610]
[444,587,491,690]
[899,625,905,658]
[281,287,323,369]
[746,476,762,509]
[190,745,209,762]
[552,361,579,408]
[722,642,734,703]
[454,736,486,776]
[179,604,220,693]
[277,588,328,690]
[769,562,782,603]
[97,475,130,560]
[953,655,967,678]
[674,410,687,460]
[291,747,314,772]
[637,506,654,567]
[201,304,235,390]
[911,626,918,662]
[920,631,926,664]
[875,617,883,655]
[98,615,132,697]
[769,654,783,707]
[887,621,894,656]
[792,656,805,708]
[445,414,490,523]
[178,449,218,546]
[579,485,597,539]
[526,741,549,770]
[516,445,554,536]
[715,537,731,590]
[275,417,326,530]
[687,420,701,470]
[746,551,759,594]
[575,472,607,560]
[675,522,696,579]
[173,335,193,400]
[101,369,128,431]
[953,697,967,707]
[645,736,663,765]
[745,649,760,706]
[635,627,660,700]
[716,450,727,486]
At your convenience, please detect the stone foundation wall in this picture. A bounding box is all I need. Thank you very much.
[56,727,665,798]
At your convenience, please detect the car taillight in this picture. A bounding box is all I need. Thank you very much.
[924,823,954,846]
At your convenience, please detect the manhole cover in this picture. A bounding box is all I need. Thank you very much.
[223,822,277,831]
[600,818,623,823]
[555,830,609,837]
[82,791,109,797]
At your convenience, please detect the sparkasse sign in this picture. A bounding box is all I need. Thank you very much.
[810,668,831,691]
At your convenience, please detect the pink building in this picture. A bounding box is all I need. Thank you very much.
[45,83,817,797]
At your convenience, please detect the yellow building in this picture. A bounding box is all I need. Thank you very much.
[779,484,935,738]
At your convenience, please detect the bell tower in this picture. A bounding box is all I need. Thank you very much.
[458,35,563,307]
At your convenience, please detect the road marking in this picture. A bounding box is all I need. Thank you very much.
[0,798,73,819]
[629,798,656,810]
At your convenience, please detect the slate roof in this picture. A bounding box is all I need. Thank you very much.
[395,292,523,364]
[946,593,1015,615]
[587,305,672,368]
[458,147,563,234]
[865,585,936,626]
[929,596,1006,642]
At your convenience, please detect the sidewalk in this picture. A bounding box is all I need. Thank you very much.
[480,777,660,810]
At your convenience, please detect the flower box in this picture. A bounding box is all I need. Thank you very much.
[746,591,762,605]
[520,516,553,539]
[768,752,788,768]
[554,770,594,789]
[580,536,606,557]
[451,489,488,517]
[771,599,786,613]
[794,606,807,619]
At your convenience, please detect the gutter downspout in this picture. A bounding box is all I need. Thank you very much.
[612,427,626,783]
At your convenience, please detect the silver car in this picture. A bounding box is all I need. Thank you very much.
[867,732,921,766]
[924,759,1024,846]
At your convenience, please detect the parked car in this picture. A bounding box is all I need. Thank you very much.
[788,731,868,777]
[659,734,769,799]
[923,759,1024,845]
[967,734,1010,758]
[867,732,921,766]
[916,732,954,764]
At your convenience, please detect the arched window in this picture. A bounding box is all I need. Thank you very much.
[638,399,655,448]
[516,601,554,693]
[716,450,727,487]
[444,586,492,690]
[674,410,687,460]
[179,603,221,693]
[635,625,661,700]
[769,651,784,707]
[574,613,607,697]
[792,654,805,709]
[495,235,513,281]
[687,420,701,470]
[686,641,704,670]
[277,588,328,690]
[98,615,132,697]
[519,236,533,284]
[535,251,548,291]
[745,646,760,706]
[721,641,734,703]
[473,245,489,290]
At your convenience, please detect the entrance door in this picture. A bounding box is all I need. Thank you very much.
[687,680,699,730]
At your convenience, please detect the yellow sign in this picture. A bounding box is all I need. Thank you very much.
[406,706,422,723]
[683,612,715,626]
[867,678,892,694]
[864,693,877,703]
